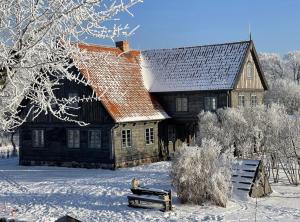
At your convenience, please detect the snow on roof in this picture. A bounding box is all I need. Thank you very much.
[75,43,169,123]
[141,41,251,92]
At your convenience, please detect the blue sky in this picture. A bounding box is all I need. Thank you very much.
[93,0,300,54]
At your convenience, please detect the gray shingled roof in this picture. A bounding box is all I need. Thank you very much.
[141,41,251,92]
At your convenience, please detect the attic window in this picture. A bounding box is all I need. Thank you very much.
[247,62,253,80]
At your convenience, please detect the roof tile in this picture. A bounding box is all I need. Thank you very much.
[76,43,169,123]
[141,41,251,92]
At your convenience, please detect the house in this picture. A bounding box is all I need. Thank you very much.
[19,40,268,168]
[19,42,170,168]
[141,40,268,154]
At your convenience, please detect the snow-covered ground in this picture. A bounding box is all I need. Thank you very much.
[0,158,300,222]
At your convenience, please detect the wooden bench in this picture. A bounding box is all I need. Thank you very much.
[127,187,172,212]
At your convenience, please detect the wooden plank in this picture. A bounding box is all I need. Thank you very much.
[131,187,169,196]
[127,195,166,204]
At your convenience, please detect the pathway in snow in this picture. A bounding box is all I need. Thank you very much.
[0,158,300,222]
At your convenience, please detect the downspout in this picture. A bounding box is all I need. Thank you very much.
[227,91,230,108]
[111,123,119,169]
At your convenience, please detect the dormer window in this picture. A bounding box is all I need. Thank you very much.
[247,62,253,80]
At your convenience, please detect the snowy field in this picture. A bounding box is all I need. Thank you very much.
[0,158,300,222]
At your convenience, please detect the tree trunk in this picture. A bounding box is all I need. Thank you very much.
[10,131,17,157]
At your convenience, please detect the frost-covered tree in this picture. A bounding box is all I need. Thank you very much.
[259,53,285,80]
[284,52,300,84]
[265,79,300,114]
[0,0,142,131]
[170,139,232,207]
[259,51,300,84]
[198,105,300,185]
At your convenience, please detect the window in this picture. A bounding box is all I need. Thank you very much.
[251,95,257,107]
[88,130,101,149]
[122,129,131,148]
[238,95,245,107]
[145,128,154,145]
[204,97,217,111]
[176,97,188,112]
[247,62,253,80]
[32,129,44,148]
[68,92,79,108]
[168,125,176,142]
[67,129,80,148]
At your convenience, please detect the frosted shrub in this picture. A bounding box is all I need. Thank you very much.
[170,139,232,207]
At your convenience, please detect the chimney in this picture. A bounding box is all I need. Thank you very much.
[115,40,129,52]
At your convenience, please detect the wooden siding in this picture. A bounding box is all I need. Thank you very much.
[153,91,228,157]
[153,91,229,120]
[19,74,116,168]
[26,77,114,124]
[113,121,160,167]
[236,51,264,90]
[19,122,115,167]
[230,91,264,108]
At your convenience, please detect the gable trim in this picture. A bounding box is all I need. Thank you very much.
[232,41,252,89]
[232,41,268,90]
[251,45,269,90]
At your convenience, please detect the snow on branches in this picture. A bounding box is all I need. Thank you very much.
[0,0,142,131]
[198,105,300,185]
[170,139,232,207]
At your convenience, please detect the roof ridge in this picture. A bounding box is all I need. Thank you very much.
[142,40,252,52]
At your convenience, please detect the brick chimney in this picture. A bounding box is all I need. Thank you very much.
[115,40,129,52]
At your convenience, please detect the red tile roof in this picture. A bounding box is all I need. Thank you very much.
[75,43,169,123]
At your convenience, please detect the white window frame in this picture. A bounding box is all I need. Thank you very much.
[238,95,245,107]
[176,97,188,112]
[251,95,257,107]
[145,128,154,145]
[122,129,132,148]
[88,130,102,149]
[204,97,217,111]
[247,62,253,80]
[67,129,80,148]
[32,129,45,148]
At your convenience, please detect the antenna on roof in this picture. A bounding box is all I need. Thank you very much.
[248,23,252,41]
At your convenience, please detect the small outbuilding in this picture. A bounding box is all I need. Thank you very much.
[55,215,82,222]
[232,159,272,199]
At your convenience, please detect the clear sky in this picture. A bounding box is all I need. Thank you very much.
[93,0,300,54]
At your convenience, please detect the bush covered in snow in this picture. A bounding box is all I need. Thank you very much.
[170,139,232,207]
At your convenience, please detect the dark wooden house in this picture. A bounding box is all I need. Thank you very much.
[19,42,170,168]
[141,40,268,155]
[19,40,268,168]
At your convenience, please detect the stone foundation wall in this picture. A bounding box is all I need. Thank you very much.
[115,156,160,168]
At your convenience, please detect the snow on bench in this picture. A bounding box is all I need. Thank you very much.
[128,186,172,212]
[131,187,169,196]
